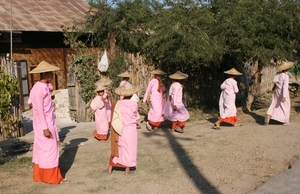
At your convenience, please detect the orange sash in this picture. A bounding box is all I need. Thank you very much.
[33,163,63,184]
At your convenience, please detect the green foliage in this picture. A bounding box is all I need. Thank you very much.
[63,26,100,103]
[213,0,300,65]
[143,2,225,70]
[72,53,100,103]
[71,0,300,108]
[0,156,32,167]
[85,0,153,53]
[0,71,22,138]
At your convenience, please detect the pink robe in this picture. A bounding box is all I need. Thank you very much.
[142,78,165,122]
[267,72,290,123]
[90,95,109,135]
[29,81,59,169]
[219,78,239,119]
[112,99,140,167]
[164,82,189,122]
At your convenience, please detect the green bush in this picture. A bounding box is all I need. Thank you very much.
[0,71,22,139]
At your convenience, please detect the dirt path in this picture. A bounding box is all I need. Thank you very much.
[1,103,300,194]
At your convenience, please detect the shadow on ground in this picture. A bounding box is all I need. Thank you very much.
[22,116,33,134]
[142,123,221,194]
[0,139,32,164]
[59,138,88,177]
[59,126,76,142]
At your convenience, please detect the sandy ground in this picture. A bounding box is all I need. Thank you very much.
[1,98,300,194]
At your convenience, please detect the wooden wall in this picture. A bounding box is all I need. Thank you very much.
[13,48,73,90]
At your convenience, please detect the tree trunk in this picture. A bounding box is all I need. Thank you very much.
[108,31,119,61]
[245,60,262,111]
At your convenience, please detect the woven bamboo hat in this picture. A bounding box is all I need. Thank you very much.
[95,84,106,92]
[94,77,112,86]
[29,60,60,74]
[169,71,188,80]
[117,71,132,78]
[224,68,242,75]
[115,82,140,96]
[150,69,166,75]
[51,90,61,96]
[276,61,294,71]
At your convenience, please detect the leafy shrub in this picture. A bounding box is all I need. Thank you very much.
[0,71,22,139]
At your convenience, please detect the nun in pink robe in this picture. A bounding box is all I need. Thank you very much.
[117,71,141,129]
[91,84,109,141]
[164,71,189,133]
[117,71,132,100]
[28,60,68,184]
[265,61,294,125]
[105,82,140,175]
[94,77,113,125]
[213,68,242,130]
[142,69,166,131]
[112,99,140,166]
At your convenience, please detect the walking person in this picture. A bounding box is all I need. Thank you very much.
[28,60,69,184]
[142,69,166,131]
[213,68,242,130]
[104,82,140,175]
[117,71,132,100]
[95,77,113,126]
[117,71,141,129]
[265,61,294,125]
[90,84,109,141]
[164,71,189,133]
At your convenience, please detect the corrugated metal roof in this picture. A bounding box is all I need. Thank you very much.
[0,0,90,32]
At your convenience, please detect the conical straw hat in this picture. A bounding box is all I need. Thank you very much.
[150,69,166,75]
[224,68,242,75]
[94,77,112,86]
[276,61,294,71]
[169,71,188,80]
[95,84,106,92]
[117,71,132,77]
[29,61,60,74]
[115,82,140,96]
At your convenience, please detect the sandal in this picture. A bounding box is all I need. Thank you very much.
[60,179,70,184]
[212,123,220,130]
[234,123,242,127]
[174,126,184,133]
[283,122,292,126]
[146,122,153,131]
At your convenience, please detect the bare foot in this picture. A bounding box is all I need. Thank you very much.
[125,167,134,175]
[103,165,112,175]
[58,142,67,147]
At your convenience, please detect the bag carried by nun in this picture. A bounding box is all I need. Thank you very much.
[111,100,122,135]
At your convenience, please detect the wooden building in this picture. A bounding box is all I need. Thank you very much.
[0,0,90,111]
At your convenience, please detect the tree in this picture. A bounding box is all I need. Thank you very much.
[85,0,153,55]
[213,0,300,110]
[142,1,226,70]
